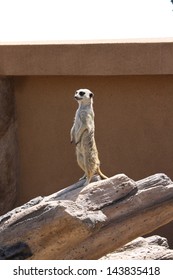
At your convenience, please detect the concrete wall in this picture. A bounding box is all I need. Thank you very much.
[0,39,173,247]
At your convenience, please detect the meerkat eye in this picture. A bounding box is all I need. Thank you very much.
[89,92,94,98]
[79,91,85,96]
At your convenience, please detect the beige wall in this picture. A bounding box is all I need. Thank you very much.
[15,75,173,204]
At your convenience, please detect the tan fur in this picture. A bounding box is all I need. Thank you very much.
[70,89,107,185]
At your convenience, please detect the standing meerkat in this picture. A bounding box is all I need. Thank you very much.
[70,88,108,185]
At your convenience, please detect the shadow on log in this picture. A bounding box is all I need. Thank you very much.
[0,173,173,259]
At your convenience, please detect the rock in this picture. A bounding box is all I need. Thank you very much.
[0,77,18,215]
[101,235,173,260]
[0,173,173,259]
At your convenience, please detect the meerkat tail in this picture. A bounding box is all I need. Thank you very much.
[98,167,108,180]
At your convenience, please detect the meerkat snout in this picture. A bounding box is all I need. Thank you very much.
[74,89,94,102]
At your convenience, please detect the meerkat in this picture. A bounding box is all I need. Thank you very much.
[70,88,108,185]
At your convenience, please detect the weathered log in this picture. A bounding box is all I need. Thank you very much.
[0,173,173,260]
[101,235,173,260]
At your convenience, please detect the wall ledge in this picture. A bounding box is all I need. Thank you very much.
[0,39,173,76]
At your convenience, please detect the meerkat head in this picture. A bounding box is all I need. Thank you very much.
[74,89,94,105]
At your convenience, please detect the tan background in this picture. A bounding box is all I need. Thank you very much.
[14,75,173,205]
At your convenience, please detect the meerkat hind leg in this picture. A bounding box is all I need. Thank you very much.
[76,152,86,179]
[83,168,107,185]
[79,173,87,181]
[84,177,92,186]
[84,169,94,186]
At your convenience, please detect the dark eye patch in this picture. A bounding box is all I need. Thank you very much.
[79,91,85,96]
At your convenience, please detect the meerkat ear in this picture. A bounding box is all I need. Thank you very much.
[89,92,94,98]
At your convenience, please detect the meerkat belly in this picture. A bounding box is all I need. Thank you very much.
[80,131,100,173]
